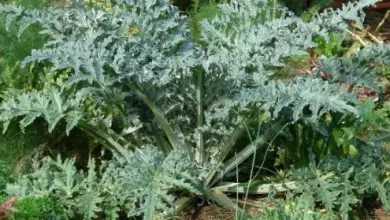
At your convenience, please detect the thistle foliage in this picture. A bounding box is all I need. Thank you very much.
[0,0,379,150]
[0,0,388,218]
[6,147,201,219]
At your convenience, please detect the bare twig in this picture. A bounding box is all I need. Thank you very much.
[346,29,367,46]
[375,10,390,33]
[349,20,384,44]
[367,32,384,44]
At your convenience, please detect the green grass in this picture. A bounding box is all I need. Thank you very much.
[0,0,48,91]
[0,0,52,176]
[0,195,65,220]
[0,123,45,174]
[0,160,12,190]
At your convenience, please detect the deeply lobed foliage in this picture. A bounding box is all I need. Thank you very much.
[0,0,379,157]
[0,0,389,219]
[319,44,390,90]
[5,147,201,219]
[243,142,390,220]
[0,0,200,152]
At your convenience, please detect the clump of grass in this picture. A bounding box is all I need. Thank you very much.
[0,0,48,91]
[0,0,54,176]
[0,123,45,174]
[0,160,12,190]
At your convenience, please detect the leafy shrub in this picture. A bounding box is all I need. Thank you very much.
[287,149,390,219]
[6,147,201,219]
[236,145,390,220]
[7,196,65,220]
[0,0,388,219]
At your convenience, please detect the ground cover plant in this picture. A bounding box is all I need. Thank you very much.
[0,0,390,219]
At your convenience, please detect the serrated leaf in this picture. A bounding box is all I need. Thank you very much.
[2,120,11,134]
[66,111,82,136]
[48,113,63,133]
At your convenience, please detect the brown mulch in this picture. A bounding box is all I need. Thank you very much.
[364,8,390,42]
[176,205,266,220]
[176,196,266,220]
[372,208,390,220]
[177,200,390,220]
[177,205,236,220]
[355,199,390,220]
